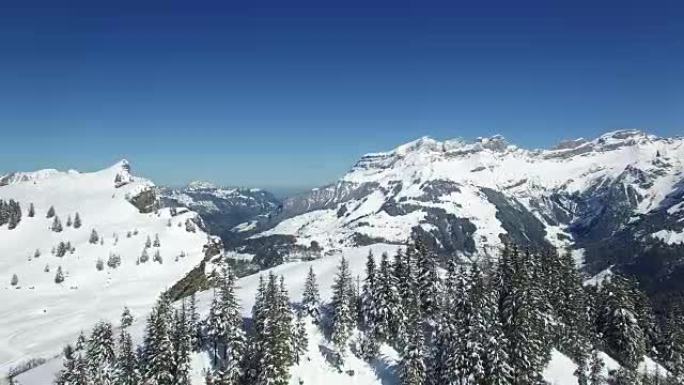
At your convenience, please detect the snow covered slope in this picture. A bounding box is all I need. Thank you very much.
[15,245,669,385]
[0,161,211,375]
[248,130,684,273]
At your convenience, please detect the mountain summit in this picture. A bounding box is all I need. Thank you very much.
[244,130,683,299]
[0,160,212,371]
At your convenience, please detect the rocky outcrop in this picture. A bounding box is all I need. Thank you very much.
[128,187,159,213]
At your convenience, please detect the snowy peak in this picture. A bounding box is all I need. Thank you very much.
[186,180,218,190]
[252,129,684,277]
[0,169,72,187]
[391,136,442,155]
[359,129,663,166]
[0,160,211,372]
[363,134,513,159]
[1,159,139,189]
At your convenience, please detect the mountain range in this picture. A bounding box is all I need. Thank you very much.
[232,130,684,307]
[1,129,683,384]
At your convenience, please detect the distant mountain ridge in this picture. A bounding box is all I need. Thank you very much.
[242,130,684,302]
[159,182,282,245]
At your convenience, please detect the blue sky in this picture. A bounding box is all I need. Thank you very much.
[0,0,682,191]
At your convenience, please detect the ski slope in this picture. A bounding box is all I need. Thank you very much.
[0,161,210,376]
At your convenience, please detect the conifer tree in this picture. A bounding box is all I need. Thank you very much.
[400,295,426,385]
[145,235,152,248]
[86,321,116,385]
[47,205,56,218]
[114,307,140,385]
[205,261,245,379]
[277,276,295,363]
[414,240,440,321]
[302,266,321,322]
[360,251,379,329]
[154,234,161,247]
[172,308,192,385]
[589,349,605,385]
[331,256,355,359]
[661,306,684,383]
[392,249,410,341]
[90,229,99,244]
[376,252,399,343]
[55,266,65,283]
[187,293,201,350]
[498,245,548,385]
[482,318,513,385]
[6,200,21,229]
[206,291,222,364]
[245,276,267,384]
[73,212,82,228]
[142,295,175,385]
[66,215,73,227]
[631,285,659,356]
[114,329,140,385]
[429,261,456,385]
[360,251,381,360]
[56,341,91,385]
[153,250,162,264]
[251,273,294,385]
[121,307,134,329]
[293,310,308,364]
[554,251,592,366]
[28,202,35,217]
[438,264,472,385]
[10,274,18,286]
[55,344,77,385]
[52,215,63,232]
[598,274,646,371]
[470,264,511,385]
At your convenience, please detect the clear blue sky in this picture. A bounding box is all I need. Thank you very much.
[0,0,682,191]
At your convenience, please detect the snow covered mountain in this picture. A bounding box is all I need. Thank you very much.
[0,161,214,375]
[5,132,681,385]
[159,182,281,244]
[246,130,684,289]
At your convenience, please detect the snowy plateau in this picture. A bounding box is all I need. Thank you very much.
[1,129,682,385]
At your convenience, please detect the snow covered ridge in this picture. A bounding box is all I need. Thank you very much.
[0,160,212,375]
[250,129,684,272]
[0,169,67,186]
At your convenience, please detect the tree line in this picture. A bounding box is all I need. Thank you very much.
[49,241,683,385]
